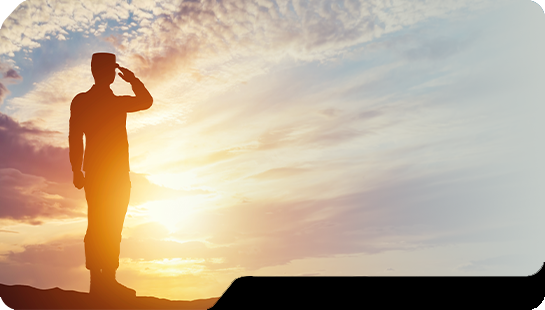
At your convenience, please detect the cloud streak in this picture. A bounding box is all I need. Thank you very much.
[0,82,8,104]
[0,168,84,224]
[0,112,72,183]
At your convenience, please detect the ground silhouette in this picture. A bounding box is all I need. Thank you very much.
[0,283,219,309]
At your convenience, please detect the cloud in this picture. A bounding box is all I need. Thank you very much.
[253,122,366,151]
[6,235,84,268]
[246,167,310,180]
[129,172,211,206]
[318,108,341,118]
[111,0,488,89]
[124,221,170,240]
[123,164,523,272]
[0,168,85,224]
[0,229,18,233]
[119,193,390,270]
[0,0,489,86]
[0,82,8,104]
[103,34,126,52]
[456,255,529,273]
[0,0,125,56]
[0,0,494,172]
[0,113,87,224]
[0,62,21,105]
[0,112,72,183]
[356,110,382,120]
[5,63,93,140]
[0,235,88,291]
[4,68,21,80]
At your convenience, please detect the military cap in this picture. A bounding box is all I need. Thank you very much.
[91,52,120,70]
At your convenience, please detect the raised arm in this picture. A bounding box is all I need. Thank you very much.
[117,67,153,112]
[69,94,85,189]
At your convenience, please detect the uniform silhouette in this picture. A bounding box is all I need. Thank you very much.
[69,53,153,298]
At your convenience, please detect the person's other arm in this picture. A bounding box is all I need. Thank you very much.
[117,67,153,112]
[69,94,85,189]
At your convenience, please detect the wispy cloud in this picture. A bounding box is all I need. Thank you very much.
[0,82,8,104]
[0,113,71,182]
[7,235,83,268]
[0,229,18,233]
[0,168,83,224]
[246,167,310,180]
[129,172,211,206]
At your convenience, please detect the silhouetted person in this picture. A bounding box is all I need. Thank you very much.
[69,53,153,298]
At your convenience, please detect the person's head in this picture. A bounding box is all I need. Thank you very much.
[91,52,119,86]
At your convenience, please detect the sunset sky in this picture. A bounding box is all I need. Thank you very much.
[0,0,544,301]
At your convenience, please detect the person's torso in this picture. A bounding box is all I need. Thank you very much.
[76,87,129,172]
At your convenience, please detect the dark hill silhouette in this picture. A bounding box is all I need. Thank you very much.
[0,283,219,309]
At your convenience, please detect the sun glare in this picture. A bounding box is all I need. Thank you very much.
[139,196,206,233]
[146,172,199,190]
[119,258,206,276]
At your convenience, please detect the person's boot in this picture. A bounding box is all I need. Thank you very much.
[101,268,136,299]
[89,269,103,296]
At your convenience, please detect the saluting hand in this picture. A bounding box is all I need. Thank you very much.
[118,66,137,83]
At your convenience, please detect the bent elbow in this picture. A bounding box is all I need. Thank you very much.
[146,96,153,109]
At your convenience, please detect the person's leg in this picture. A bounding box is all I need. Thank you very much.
[101,171,135,297]
[84,172,108,294]
[89,269,102,295]
[101,171,130,271]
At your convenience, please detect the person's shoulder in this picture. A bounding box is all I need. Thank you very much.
[72,90,91,101]
[70,90,92,108]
